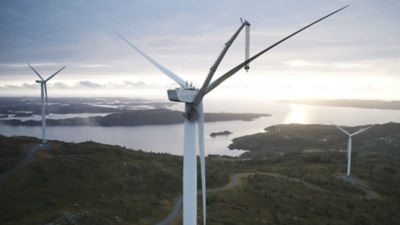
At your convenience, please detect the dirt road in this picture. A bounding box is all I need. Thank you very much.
[0,144,48,183]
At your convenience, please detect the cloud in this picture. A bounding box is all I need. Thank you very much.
[103,80,163,89]
[2,84,22,89]
[123,81,146,88]
[0,79,165,91]
[81,64,119,68]
[52,82,69,89]
[0,82,37,89]
[0,63,27,68]
[21,83,37,89]
[285,60,371,69]
[75,81,103,88]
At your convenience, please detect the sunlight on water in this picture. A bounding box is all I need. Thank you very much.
[284,104,310,124]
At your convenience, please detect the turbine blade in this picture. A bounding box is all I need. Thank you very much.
[194,21,249,105]
[331,121,351,136]
[44,83,48,113]
[197,102,206,225]
[351,124,375,136]
[115,30,186,88]
[45,66,66,82]
[205,5,349,94]
[27,63,44,81]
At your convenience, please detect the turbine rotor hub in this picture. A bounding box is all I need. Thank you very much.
[184,103,198,121]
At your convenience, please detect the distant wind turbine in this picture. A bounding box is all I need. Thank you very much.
[28,63,66,145]
[332,122,374,177]
[116,5,348,225]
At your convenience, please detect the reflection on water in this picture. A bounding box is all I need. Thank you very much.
[1,100,399,156]
[284,104,309,124]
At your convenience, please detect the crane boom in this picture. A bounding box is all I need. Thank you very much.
[245,23,250,72]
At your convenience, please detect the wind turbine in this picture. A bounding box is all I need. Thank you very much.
[28,63,66,145]
[116,5,348,225]
[332,122,374,177]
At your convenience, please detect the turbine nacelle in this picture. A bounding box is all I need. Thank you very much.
[167,88,199,103]
[167,88,201,121]
[240,18,251,26]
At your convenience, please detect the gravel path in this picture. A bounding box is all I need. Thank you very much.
[154,197,182,225]
[0,143,48,183]
[153,171,322,225]
[339,175,380,200]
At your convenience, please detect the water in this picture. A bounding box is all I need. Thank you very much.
[0,99,399,156]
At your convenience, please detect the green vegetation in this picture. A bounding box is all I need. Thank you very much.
[229,123,400,158]
[0,135,37,173]
[0,136,232,225]
[1,122,400,225]
[206,151,400,225]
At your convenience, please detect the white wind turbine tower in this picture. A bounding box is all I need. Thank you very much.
[332,122,374,177]
[116,5,348,225]
[28,63,66,145]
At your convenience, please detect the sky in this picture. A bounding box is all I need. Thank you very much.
[0,0,399,100]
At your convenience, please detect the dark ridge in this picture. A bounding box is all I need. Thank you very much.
[0,109,270,126]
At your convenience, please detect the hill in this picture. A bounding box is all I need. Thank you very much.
[229,123,400,158]
[1,132,400,225]
[0,136,232,225]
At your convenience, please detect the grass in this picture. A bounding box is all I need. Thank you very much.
[205,152,400,225]
[0,135,37,173]
[0,140,181,224]
[0,137,230,225]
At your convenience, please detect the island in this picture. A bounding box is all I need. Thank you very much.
[210,130,233,137]
[13,112,33,117]
[0,97,271,127]
[0,97,173,116]
[0,109,270,126]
